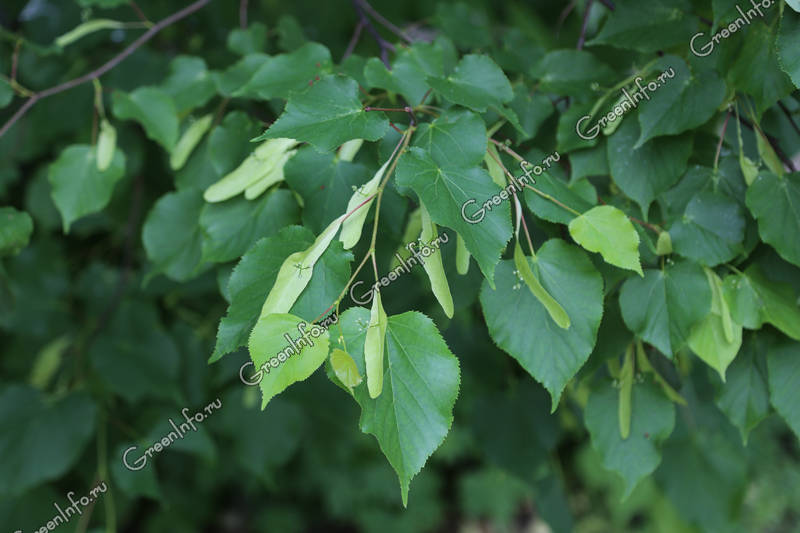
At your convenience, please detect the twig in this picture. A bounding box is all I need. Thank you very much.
[0,0,212,139]
[778,101,800,139]
[577,0,594,50]
[10,39,21,82]
[714,109,732,171]
[352,0,395,68]
[597,0,615,9]
[419,87,432,106]
[342,20,364,61]
[353,0,412,42]
[239,0,248,29]
[556,1,577,39]
[128,1,151,25]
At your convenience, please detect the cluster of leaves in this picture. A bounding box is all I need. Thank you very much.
[1,0,799,531]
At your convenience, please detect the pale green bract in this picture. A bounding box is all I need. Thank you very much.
[365,290,388,399]
[339,158,389,249]
[258,215,344,319]
[204,138,299,203]
[419,203,454,318]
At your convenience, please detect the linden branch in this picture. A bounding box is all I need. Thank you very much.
[0,0,212,139]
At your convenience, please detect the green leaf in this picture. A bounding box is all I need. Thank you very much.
[778,9,800,88]
[419,203,454,318]
[207,111,262,175]
[365,290,388,399]
[426,54,513,112]
[214,54,270,97]
[607,116,693,214]
[480,240,603,408]
[330,348,362,389]
[237,43,332,100]
[199,189,300,263]
[364,42,443,105]
[112,87,179,150]
[161,56,216,114]
[586,0,698,53]
[508,86,553,143]
[568,205,642,275]
[0,207,33,257]
[284,145,372,234]
[47,144,126,233]
[0,387,96,496]
[0,80,13,109]
[513,241,570,329]
[434,2,491,49]
[336,308,460,506]
[635,57,726,146]
[522,168,594,226]
[727,22,795,114]
[254,76,389,152]
[619,261,711,357]
[412,111,487,169]
[715,333,770,443]
[722,265,800,340]
[396,147,511,286]
[227,23,268,55]
[89,300,180,403]
[210,226,351,362]
[669,190,746,266]
[530,50,616,96]
[584,380,676,498]
[746,171,800,267]
[767,339,800,438]
[141,189,206,282]
[249,313,331,409]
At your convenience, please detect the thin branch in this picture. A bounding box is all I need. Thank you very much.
[239,0,248,29]
[352,0,395,68]
[556,1,576,39]
[128,1,151,25]
[714,109,732,171]
[10,39,21,82]
[353,0,412,42]
[577,0,594,50]
[597,0,615,9]
[0,0,212,139]
[342,20,364,62]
